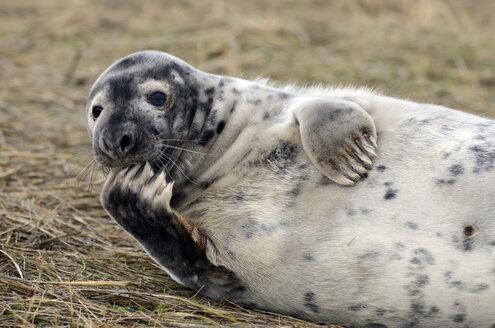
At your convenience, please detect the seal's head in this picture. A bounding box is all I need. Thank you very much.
[86,51,206,171]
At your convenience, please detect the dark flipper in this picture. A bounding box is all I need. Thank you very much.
[100,164,249,301]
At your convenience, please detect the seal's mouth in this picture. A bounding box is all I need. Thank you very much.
[94,151,166,175]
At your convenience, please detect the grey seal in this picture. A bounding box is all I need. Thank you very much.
[86,50,495,327]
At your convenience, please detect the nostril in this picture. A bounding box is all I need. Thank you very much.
[119,135,132,152]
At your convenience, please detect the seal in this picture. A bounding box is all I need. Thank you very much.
[86,51,495,328]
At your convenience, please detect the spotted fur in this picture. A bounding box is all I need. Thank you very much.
[88,51,495,327]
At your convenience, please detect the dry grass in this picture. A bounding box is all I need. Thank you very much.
[1,0,494,327]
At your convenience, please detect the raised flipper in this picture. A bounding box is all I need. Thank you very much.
[100,163,251,302]
[291,97,377,185]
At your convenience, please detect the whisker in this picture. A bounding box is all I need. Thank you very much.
[88,160,99,192]
[71,157,95,185]
[157,142,213,156]
[153,155,171,180]
[159,138,199,143]
[161,152,200,186]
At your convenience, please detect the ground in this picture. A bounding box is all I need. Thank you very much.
[0,0,494,327]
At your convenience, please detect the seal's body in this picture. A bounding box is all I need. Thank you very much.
[87,51,495,327]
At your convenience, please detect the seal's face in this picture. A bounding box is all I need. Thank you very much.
[86,51,202,170]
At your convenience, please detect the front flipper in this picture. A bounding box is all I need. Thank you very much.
[100,163,248,301]
[291,97,377,185]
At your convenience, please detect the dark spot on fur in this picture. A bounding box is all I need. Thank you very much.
[347,208,357,216]
[452,228,475,252]
[230,101,237,113]
[406,273,430,296]
[303,292,319,313]
[318,175,333,186]
[241,218,257,239]
[361,207,371,214]
[470,145,495,173]
[411,301,424,315]
[429,306,440,314]
[384,181,392,186]
[414,248,435,265]
[198,129,215,146]
[463,237,473,251]
[415,274,429,287]
[375,308,387,316]
[376,165,386,172]
[302,253,313,261]
[349,304,367,312]
[321,107,352,121]
[263,111,271,120]
[444,271,490,293]
[241,217,284,239]
[234,285,246,292]
[290,183,302,196]
[451,314,465,323]
[266,142,298,169]
[384,188,398,200]
[406,221,418,230]
[204,87,215,95]
[216,120,225,134]
[449,164,465,176]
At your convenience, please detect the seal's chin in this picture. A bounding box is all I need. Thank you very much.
[98,158,168,176]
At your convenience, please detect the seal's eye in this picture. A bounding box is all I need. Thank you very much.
[148,91,167,107]
[92,106,103,121]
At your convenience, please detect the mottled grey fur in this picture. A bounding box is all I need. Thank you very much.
[87,51,495,328]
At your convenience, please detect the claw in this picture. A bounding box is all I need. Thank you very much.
[124,165,135,176]
[133,163,146,180]
[362,140,377,158]
[364,132,378,149]
[353,137,369,157]
[347,142,372,168]
[340,156,362,182]
[123,165,140,180]
[147,169,161,185]
[142,162,154,180]
[345,145,368,172]
[342,151,367,175]
[326,158,356,186]
[154,180,174,212]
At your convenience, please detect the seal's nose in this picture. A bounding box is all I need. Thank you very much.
[98,132,135,160]
[117,134,133,153]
